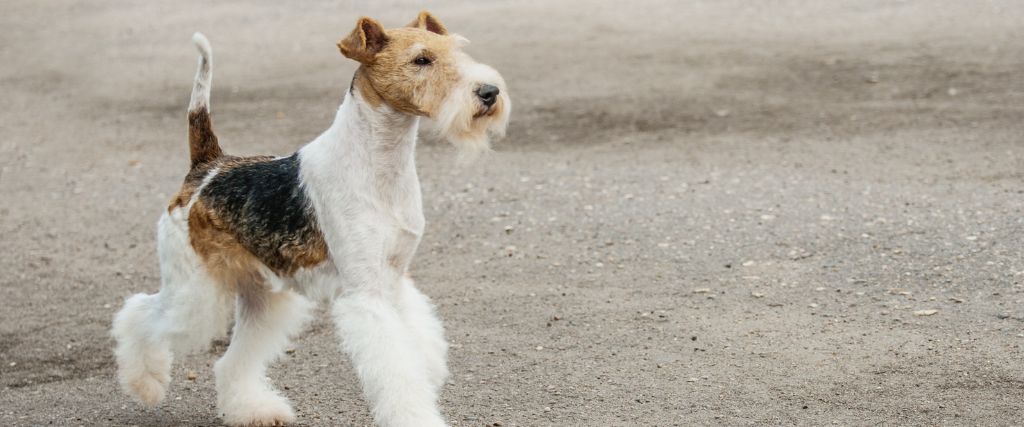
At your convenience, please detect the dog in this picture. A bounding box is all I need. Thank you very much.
[111,11,509,427]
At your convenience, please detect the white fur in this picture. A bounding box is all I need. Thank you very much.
[112,208,232,407]
[112,164,228,408]
[113,30,511,427]
[332,292,446,427]
[450,33,470,47]
[298,89,447,426]
[215,290,313,426]
[396,277,450,393]
[189,32,212,111]
[432,51,511,160]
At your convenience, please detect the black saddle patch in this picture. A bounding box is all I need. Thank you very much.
[198,153,327,274]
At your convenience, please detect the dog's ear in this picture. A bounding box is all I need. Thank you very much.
[407,11,447,35]
[338,17,389,63]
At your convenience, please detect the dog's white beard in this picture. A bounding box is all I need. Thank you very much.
[432,63,510,161]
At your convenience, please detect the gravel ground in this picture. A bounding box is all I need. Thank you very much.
[1,0,1023,425]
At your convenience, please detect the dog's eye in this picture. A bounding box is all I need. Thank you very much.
[413,56,432,66]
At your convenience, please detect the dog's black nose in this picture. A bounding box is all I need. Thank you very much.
[476,84,499,107]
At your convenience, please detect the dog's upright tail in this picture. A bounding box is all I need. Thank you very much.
[187,32,223,168]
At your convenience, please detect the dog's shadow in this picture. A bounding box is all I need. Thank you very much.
[110,406,222,427]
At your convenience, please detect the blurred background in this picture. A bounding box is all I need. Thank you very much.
[1,0,1023,425]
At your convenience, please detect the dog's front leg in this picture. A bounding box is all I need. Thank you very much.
[331,269,448,427]
[395,276,449,393]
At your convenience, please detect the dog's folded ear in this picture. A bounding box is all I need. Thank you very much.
[407,11,447,35]
[338,17,389,63]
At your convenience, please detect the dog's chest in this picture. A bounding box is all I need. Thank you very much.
[381,199,424,272]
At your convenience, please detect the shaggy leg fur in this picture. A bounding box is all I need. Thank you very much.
[333,291,447,427]
[396,278,449,393]
[112,213,232,406]
[111,293,173,406]
[215,289,313,427]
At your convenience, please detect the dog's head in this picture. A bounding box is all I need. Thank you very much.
[338,11,510,156]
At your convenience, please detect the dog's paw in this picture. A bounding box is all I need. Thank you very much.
[221,394,296,427]
[119,364,171,407]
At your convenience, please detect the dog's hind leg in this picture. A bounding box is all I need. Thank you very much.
[112,212,233,406]
[111,292,174,406]
[214,286,313,427]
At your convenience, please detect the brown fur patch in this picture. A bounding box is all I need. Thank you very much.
[187,198,266,291]
[337,17,389,64]
[407,11,448,35]
[339,15,463,117]
[351,68,385,109]
[167,161,217,211]
[188,107,223,168]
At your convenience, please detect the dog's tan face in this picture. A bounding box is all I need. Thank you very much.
[338,12,510,155]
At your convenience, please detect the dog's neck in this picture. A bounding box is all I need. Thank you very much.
[335,86,419,162]
[300,83,421,211]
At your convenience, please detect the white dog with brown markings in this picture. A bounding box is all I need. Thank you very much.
[111,11,509,427]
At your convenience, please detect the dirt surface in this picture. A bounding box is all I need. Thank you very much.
[2,0,1023,425]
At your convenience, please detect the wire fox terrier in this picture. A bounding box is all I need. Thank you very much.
[111,12,509,427]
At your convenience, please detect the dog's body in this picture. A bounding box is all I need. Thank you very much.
[111,12,509,427]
